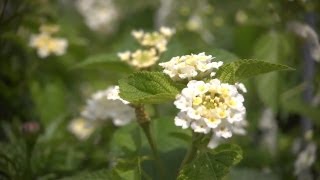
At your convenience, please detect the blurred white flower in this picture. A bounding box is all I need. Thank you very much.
[132,27,175,53]
[117,51,131,62]
[174,79,247,148]
[159,52,223,81]
[131,30,144,40]
[294,142,317,177]
[160,26,175,37]
[81,86,135,126]
[118,49,159,69]
[288,21,320,62]
[186,15,202,32]
[258,108,278,155]
[235,10,248,24]
[118,27,174,69]
[29,25,68,58]
[68,118,96,140]
[76,0,119,33]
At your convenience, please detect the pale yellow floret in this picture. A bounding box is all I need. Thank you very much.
[117,51,131,61]
[192,96,203,106]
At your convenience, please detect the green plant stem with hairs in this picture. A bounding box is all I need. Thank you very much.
[133,104,165,178]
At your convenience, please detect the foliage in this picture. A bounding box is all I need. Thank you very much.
[1,0,319,180]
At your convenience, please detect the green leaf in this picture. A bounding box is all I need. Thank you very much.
[59,169,122,180]
[72,54,132,72]
[119,72,180,104]
[153,117,191,152]
[215,59,293,84]
[253,32,293,111]
[178,144,243,180]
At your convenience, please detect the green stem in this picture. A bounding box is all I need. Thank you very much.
[134,105,165,178]
[178,132,201,172]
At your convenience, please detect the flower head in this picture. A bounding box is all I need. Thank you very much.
[132,27,174,53]
[76,0,119,33]
[81,86,135,126]
[118,27,174,69]
[174,79,246,147]
[159,52,223,81]
[29,25,68,58]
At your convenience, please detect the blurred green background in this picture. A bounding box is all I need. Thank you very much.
[0,0,319,179]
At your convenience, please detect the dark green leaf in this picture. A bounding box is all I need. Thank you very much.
[178,144,243,180]
[119,72,180,104]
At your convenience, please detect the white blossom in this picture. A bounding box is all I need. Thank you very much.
[159,52,223,81]
[294,142,317,177]
[131,27,175,53]
[29,25,68,58]
[117,51,131,62]
[207,120,247,149]
[75,0,119,33]
[81,86,135,126]
[174,79,247,148]
[118,48,159,69]
[118,27,174,69]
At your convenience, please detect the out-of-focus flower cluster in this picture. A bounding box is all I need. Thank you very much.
[29,25,68,58]
[294,142,317,177]
[69,86,135,140]
[75,0,119,33]
[159,52,223,81]
[118,27,174,69]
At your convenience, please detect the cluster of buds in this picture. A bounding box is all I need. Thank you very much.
[118,27,175,69]
[29,24,68,58]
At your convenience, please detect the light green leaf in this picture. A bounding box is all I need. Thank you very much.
[253,32,293,111]
[72,54,132,72]
[215,59,293,84]
[119,72,180,104]
[178,144,243,180]
[110,123,141,154]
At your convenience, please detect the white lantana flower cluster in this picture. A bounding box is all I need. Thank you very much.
[29,25,68,58]
[159,52,223,81]
[81,86,135,126]
[118,27,174,69]
[75,0,119,33]
[173,79,246,148]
